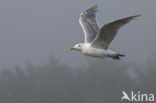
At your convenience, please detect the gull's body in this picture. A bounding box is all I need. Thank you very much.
[70,5,141,60]
[79,43,116,58]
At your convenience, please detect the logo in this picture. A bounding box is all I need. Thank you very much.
[121,91,155,102]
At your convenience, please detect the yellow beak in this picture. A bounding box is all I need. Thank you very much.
[69,47,75,50]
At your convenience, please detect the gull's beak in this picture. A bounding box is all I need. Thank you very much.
[69,47,75,50]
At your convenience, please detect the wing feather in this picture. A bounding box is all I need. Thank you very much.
[91,15,141,49]
[79,5,99,43]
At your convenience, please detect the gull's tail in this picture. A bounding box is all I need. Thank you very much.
[112,54,125,60]
[117,54,125,57]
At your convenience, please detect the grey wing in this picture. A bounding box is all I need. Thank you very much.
[91,15,141,49]
[79,5,99,43]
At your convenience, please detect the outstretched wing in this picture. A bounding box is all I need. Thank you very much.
[91,15,141,49]
[79,5,99,43]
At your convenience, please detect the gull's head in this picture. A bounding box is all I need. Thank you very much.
[69,43,84,51]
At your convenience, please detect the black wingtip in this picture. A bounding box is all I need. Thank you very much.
[133,14,142,17]
[130,14,142,20]
[132,14,142,18]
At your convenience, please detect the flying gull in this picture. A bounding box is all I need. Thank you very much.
[70,5,141,60]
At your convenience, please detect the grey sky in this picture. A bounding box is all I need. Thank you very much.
[0,0,156,69]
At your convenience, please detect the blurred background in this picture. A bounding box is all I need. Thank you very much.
[0,0,156,103]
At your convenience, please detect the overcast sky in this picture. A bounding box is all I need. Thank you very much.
[0,0,156,69]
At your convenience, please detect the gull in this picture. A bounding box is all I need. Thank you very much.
[70,5,141,60]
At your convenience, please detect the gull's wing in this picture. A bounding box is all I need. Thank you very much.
[79,5,99,43]
[91,15,141,49]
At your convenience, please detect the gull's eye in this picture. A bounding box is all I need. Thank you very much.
[78,45,80,47]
